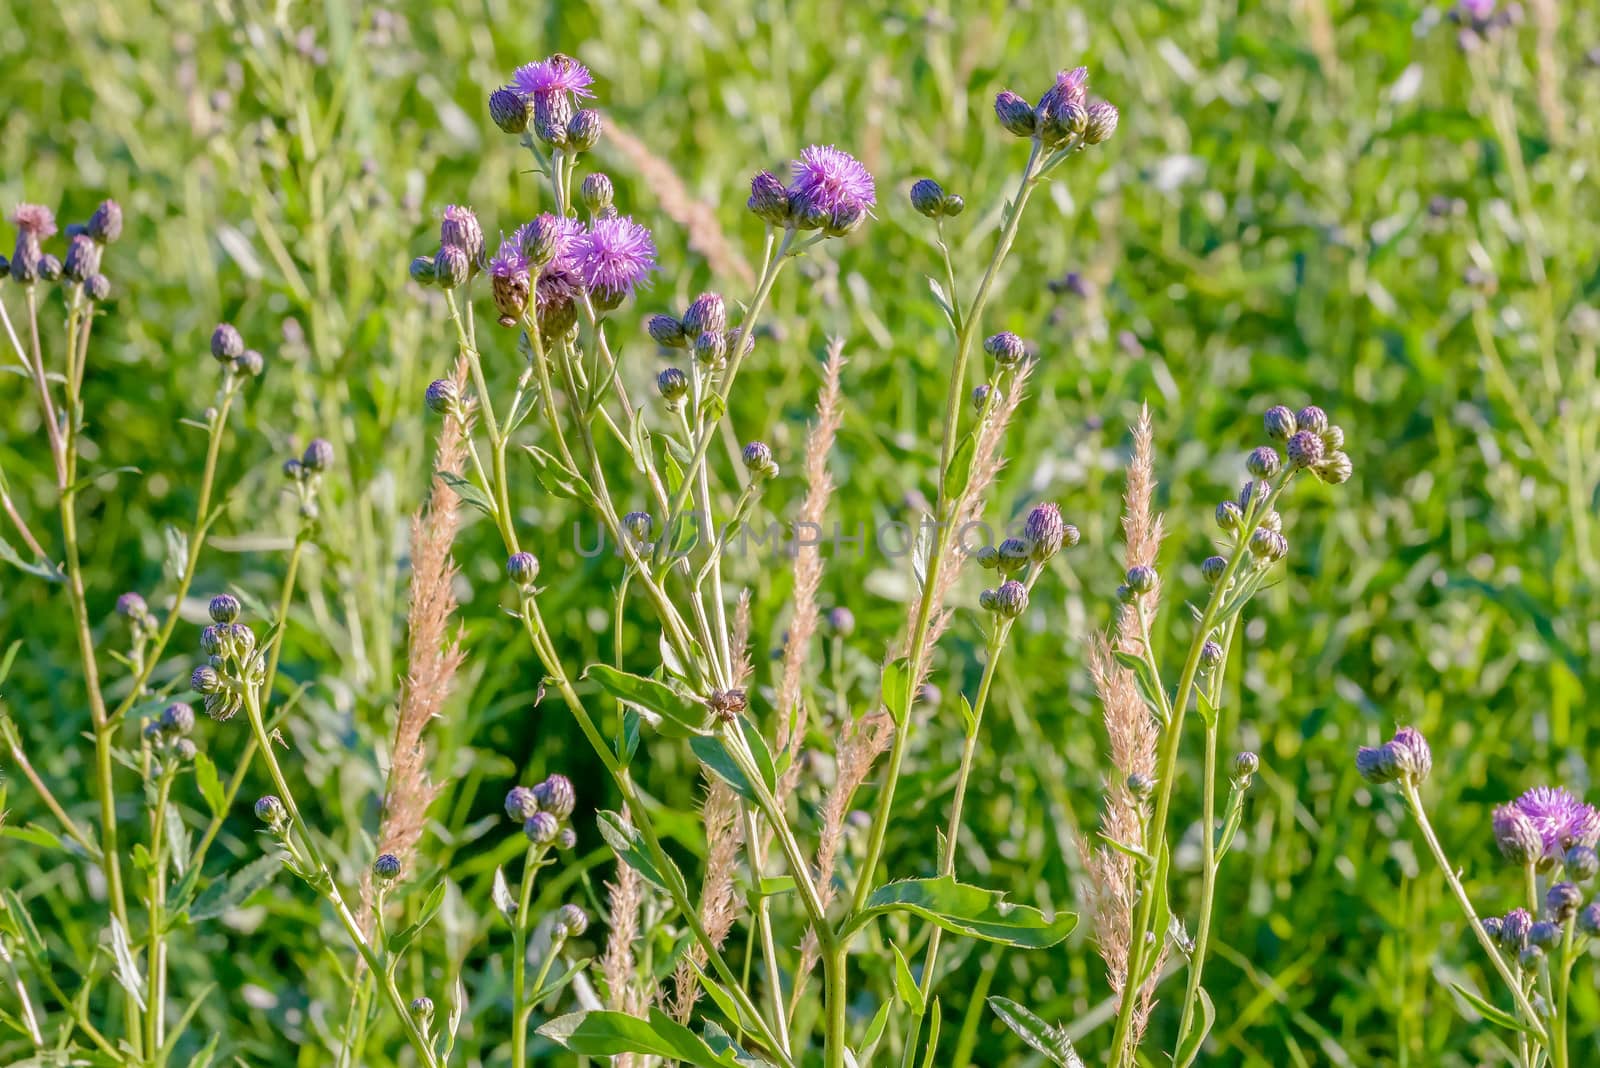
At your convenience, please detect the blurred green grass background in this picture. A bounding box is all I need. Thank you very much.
[3,0,1599,1063]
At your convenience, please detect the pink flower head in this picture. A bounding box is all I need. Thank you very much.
[511,54,595,101]
[489,235,529,279]
[573,214,657,301]
[1512,787,1600,861]
[786,144,876,218]
[1052,67,1090,109]
[11,203,57,238]
[516,213,585,270]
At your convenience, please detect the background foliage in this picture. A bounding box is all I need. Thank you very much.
[2,0,1599,1063]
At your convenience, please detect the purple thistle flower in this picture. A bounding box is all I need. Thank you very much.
[1511,787,1600,862]
[490,236,532,325]
[10,203,56,283]
[440,204,484,264]
[787,145,876,220]
[573,214,657,305]
[489,236,529,278]
[511,54,595,101]
[516,213,585,269]
[11,204,57,239]
[1493,803,1544,865]
[534,260,585,337]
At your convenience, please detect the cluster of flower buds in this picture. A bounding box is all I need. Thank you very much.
[504,774,579,850]
[742,440,779,481]
[1355,726,1432,787]
[1483,877,1596,972]
[142,702,198,763]
[649,291,748,374]
[209,323,266,379]
[747,144,876,237]
[488,54,603,149]
[908,178,965,220]
[4,201,120,300]
[993,66,1119,150]
[548,901,590,945]
[189,594,263,722]
[411,205,485,291]
[116,591,157,643]
[281,438,333,521]
[978,579,1029,619]
[977,502,1080,592]
[1262,404,1351,486]
[425,377,464,420]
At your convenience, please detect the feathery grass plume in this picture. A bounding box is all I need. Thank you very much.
[670,781,744,1022]
[730,589,753,689]
[1529,0,1566,142]
[775,340,847,794]
[1082,405,1165,1038]
[360,356,471,928]
[602,808,646,1054]
[602,123,753,288]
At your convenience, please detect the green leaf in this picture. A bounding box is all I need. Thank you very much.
[1112,650,1168,723]
[437,470,496,518]
[689,720,777,806]
[0,537,63,583]
[523,445,599,507]
[848,876,1076,947]
[1173,986,1216,1067]
[891,942,925,1016]
[188,853,281,922]
[192,752,227,818]
[491,866,516,922]
[1448,982,1537,1036]
[107,916,146,1010]
[918,999,942,1068]
[926,275,957,329]
[539,1007,750,1066]
[880,657,910,727]
[585,664,707,738]
[0,889,46,959]
[596,810,689,900]
[0,825,64,851]
[943,431,977,503]
[987,996,1085,1067]
[388,878,448,956]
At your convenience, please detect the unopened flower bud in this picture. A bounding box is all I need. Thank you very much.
[557,826,578,850]
[1200,640,1224,669]
[1216,500,1243,531]
[199,624,225,657]
[975,545,1000,570]
[648,314,687,348]
[825,202,866,237]
[409,996,434,1022]
[979,587,998,611]
[255,795,286,826]
[747,171,790,225]
[173,738,198,761]
[558,903,589,937]
[1082,100,1119,144]
[1264,405,1297,441]
[533,774,577,819]
[1502,908,1533,947]
[1315,451,1353,485]
[983,331,1027,367]
[63,234,101,281]
[302,438,334,473]
[1322,425,1345,451]
[117,592,149,620]
[1580,904,1600,936]
[942,194,965,216]
[972,384,993,412]
[84,274,111,302]
[374,853,402,882]
[566,109,603,151]
[1233,751,1260,781]
[1127,772,1154,798]
[235,350,265,377]
[38,255,61,282]
[1355,743,1399,785]
[409,255,436,286]
[1548,882,1583,922]
[507,551,540,587]
[827,606,855,637]
[994,90,1037,137]
[1529,920,1559,947]
[1246,447,1281,479]
[506,785,539,822]
[693,330,725,365]
[997,537,1030,574]
[425,378,459,415]
[211,323,244,363]
[1566,845,1599,882]
[1125,565,1157,594]
[1201,555,1228,584]
[1025,503,1068,562]
[439,206,483,263]
[993,579,1028,619]
[910,178,946,218]
[743,441,777,478]
[622,511,653,543]
[161,703,196,736]
[1286,431,1325,469]
[1519,946,1544,971]
[86,200,123,244]
[525,811,560,845]
[581,172,614,214]
[489,85,531,133]
[1249,528,1288,561]
[683,293,727,338]
[209,594,241,624]
[1389,726,1432,784]
[433,245,469,289]
[1494,805,1543,865]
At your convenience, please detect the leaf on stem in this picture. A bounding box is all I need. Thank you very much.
[848,876,1076,947]
[539,1007,767,1066]
[585,664,707,737]
[987,996,1085,1067]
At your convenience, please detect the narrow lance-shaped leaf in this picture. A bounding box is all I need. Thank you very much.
[846,876,1076,948]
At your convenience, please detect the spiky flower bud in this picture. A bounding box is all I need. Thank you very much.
[1249,528,1288,562]
[558,903,589,937]
[534,774,577,819]
[1548,882,1583,922]
[1322,425,1345,451]
[693,330,725,366]
[993,579,1029,619]
[507,551,540,587]
[1502,908,1533,948]
[505,785,540,822]
[827,606,855,637]
[1389,726,1432,784]
[1127,772,1154,798]
[1024,503,1068,562]
[117,592,149,620]
[409,996,434,1022]
[302,438,334,473]
[975,545,1000,571]
[1494,804,1543,865]
[38,255,61,282]
[255,795,286,826]
[566,109,603,151]
[1315,451,1354,485]
[683,293,727,338]
[742,441,777,478]
[235,350,264,377]
[972,383,993,412]
[653,369,689,407]
[1215,500,1243,532]
[1580,904,1600,936]
[978,587,998,611]
[433,244,470,289]
[374,853,402,882]
[439,206,484,263]
[1200,640,1224,669]
[86,200,123,244]
[1355,743,1399,785]
[489,85,531,133]
[409,255,436,286]
[84,274,111,301]
[525,811,560,845]
[1125,565,1157,594]
[648,315,688,348]
[1041,103,1088,146]
[581,172,614,214]
[1286,431,1325,469]
[209,594,241,624]
[1246,447,1281,479]
[425,378,459,416]
[161,703,196,736]
[1233,751,1260,781]
[63,234,101,282]
[173,738,198,761]
[983,331,1027,367]
[997,537,1030,574]
[1264,405,1297,441]
[994,90,1037,137]
[910,178,946,218]
[1566,845,1599,882]
[1201,555,1228,584]
[708,688,748,723]
[1082,100,1119,144]
[199,624,226,657]
[1294,405,1327,436]
[1529,920,1559,947]
[211,323,244,363]
[748,171,790,225]
[622,511,653,543]
[557,826,578,850]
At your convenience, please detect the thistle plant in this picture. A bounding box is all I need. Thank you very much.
[1358,728,1600,1067]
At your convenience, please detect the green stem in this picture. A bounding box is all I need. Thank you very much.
[144,764,176,1063]
[511,841,544,1068]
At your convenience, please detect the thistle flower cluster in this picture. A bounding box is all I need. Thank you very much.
[188,593,264,722]
[1354,726,1433,787]
[209,322,266,379]
[747,144,877,235]
[976,502,1079,618]
[5,200,121,298]
[504,774,579,850]
[142,702,199,764]
[993,66,1119,149]
[282,437,334,521]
